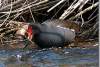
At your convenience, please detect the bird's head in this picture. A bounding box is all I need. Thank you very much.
[16,23,40,40]
[15,22,33,40]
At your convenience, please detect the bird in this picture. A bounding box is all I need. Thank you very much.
[16,19,80,48]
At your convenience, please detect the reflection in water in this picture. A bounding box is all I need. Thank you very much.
[0,46,98,67]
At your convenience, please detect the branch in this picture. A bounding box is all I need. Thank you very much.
[69,2,99,20]
[59,0,89,20]
[47,0,66,12]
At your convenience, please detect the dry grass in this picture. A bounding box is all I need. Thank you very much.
[0,0,98,49]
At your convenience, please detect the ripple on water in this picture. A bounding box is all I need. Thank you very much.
[0,47,99,67]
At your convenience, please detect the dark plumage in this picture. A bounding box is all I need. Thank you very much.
[30,19,77,48]
[16,19,79,48]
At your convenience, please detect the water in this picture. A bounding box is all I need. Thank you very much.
[0,47,98,67]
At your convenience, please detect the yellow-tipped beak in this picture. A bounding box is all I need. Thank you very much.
[16,24,29,36]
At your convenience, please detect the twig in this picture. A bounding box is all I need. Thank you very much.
[51,0,67,19]
[5,0,30,25]
[0,0,13,27]
[0,13,8,19]
[26,0,35,23]
[0,0,21,11]
[47,0,66,12]
[20,16,26,22]
[85,14,98,24]
[59,0,89,20]
[0,28,18,38]
[80,14,84,27]
[79,21,98,37]
[78,0,89,11]
[88,7,98,19]
[5,12,23,26]
[0,0,48,14]
[69,2,99,20]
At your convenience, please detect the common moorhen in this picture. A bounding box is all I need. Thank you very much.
[16,19,80,48]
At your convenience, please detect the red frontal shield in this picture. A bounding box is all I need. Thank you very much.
[27,25,33,40]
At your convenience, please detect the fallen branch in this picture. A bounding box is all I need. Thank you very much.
[47,0,66,12]
[69,2,99,20]
[59,0,89,20]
